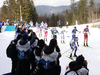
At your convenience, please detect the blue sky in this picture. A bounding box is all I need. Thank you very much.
[0,0,79,7]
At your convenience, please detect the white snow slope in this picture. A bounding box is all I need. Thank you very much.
[0,23,100,75]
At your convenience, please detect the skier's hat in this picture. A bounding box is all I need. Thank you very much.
[74,26,76,29]
[86,25,89,27]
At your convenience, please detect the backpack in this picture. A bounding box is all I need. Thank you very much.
[6,40,17,58]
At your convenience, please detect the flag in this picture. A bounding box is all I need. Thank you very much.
[21,23,26,31]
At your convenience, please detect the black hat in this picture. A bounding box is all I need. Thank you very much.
[22,33,28,40]
[76,55,85,65]
[17,28,20,33]
[38,39,45,48]
[49,39,57,47]
[69,61,76,71]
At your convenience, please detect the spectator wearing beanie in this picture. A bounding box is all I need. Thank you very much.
[34,39,46,66]
[31,39,46,75]
[40,39,61,75]
[49,39,61,75]
[8,32,21,75]
[65,55,89,75]
[14,28,21,39]
[30,32,39,73]
[16,31,35,75]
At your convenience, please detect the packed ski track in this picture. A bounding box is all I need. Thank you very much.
[0,23,100,75]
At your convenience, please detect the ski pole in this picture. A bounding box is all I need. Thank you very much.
[61,49,71,55]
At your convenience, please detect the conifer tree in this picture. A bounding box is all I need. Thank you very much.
[30,0,38,24]
[51,14,57,27]
[1,0,38,23]
[67,0,78,25]
[88,0,95,22]
[77,0,88,24]
[1,2,9,21]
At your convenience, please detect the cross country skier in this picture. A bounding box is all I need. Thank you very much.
[72,26,78,40]
[35,22,39,32]
[39,25,43,37]
[52,27,58,40]
[50,28,54,38]
[44,27,48,42]
[69,37,79,58]
[83,25,90,47]
[60,29,66,44]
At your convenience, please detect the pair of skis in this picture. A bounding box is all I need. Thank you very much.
[84,45,93,49]
[62,48,82,60]
[61,42,66,44]
[66,55,77,61]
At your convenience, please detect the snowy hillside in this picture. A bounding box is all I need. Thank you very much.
[0,23,100,75]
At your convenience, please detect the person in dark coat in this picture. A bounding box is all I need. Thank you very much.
[31,39,46,75]
[40,39,61,75]
[16,31,35,75]
[30,32,39,73]
[8,33,21,75]
[65,55,89,75]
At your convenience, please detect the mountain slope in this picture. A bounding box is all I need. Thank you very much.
[35,5,70,16]
[35,0,100,16]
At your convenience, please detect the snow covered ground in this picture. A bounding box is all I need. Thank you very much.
[0,23,100,75]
